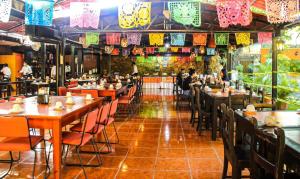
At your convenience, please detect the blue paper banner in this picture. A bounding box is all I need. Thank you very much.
[25,0,54,26]
[170,33,185,46]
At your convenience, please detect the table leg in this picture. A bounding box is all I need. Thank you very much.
[211,99,217,141]
[52,120,62,179]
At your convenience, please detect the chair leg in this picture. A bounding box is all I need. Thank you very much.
[75,147,87,179]
[43,140,50,178]
[232,165,241,179]
[222,156,228,179]
[0,151,14,178]
[91,137,103,165]
[32,150,37,178]
[197,114,203,135]
[112,122,119,144]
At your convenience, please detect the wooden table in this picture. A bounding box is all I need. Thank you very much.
[0,96,103,179]
[69,86,127,100]
[203,89,258,140]
[235,111,300,167]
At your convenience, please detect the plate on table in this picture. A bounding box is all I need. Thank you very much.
[65,102,75,105]
[9,109,24,114]
[85,98,94,101]
[53,106,65,111]
[13,101,24,104]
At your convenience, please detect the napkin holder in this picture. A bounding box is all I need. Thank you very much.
[37,94,49,104]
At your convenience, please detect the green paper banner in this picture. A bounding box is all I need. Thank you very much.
[85,32,99,46]
[214,33,229,45]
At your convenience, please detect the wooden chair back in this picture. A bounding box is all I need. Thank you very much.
[222,108,236,162]
[228,91,246,110]
[251,128,285,179]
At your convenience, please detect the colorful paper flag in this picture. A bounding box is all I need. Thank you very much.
[25,0,54,26]
[70,1,100,28]
[0,0,12,22]
[149,33,164,46]
[235,33,251,45]
[170,33,185,46]
[106,33,121,45]
[193,33,207,46]
[215,33,229,45]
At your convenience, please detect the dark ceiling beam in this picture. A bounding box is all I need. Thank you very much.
[62,29,273,34]
[10,8,25,19]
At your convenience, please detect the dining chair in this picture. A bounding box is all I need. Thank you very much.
[81,89,99,99]
[194,86,211,135]
[252,88,273,111]
[0,116,49,178]
[251,127,283,179]
[189,84,197,126]
[104,99,119,144]
[47,108,102,179]
[58,86,67,96]
[71,103,112,153]
[118,87,135,115]
[67,84,78,88]
[69,81,78,86]
[8,95,26,101]
[0,99,7,103]
[68,88,81,94]
[228,91,247,110]
[221,108,250,179]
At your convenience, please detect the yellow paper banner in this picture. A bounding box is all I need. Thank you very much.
[170,47,179,52]
[235,33,251,46]
[149,33,164,46]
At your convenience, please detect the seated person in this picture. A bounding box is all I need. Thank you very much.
[182,69,196,95]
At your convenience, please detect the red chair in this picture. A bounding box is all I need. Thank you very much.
[71,103,112,152]
[81,89,99,98]
[9,95,26,101]
[67,84,78,88]
[68,88,81,93]
[118,87,135,115]
[69,81,78,86]
[58,86,67,96]
[103,99,119,144]
[48,109,101,178]
[0,99,7,103]
[0,116,49,178]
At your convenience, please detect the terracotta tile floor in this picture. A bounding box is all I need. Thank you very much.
[0,89,234,179]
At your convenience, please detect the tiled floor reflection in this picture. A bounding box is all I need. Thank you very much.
[1,89,227,179]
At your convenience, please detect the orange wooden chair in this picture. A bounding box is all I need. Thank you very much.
[67,84,78,88]
[0,116,49,178]
[71,103,112,153]
[69,81,78,86]
[58,86,67,96]
[81,89,99,98]
[9,95,26,101]
[118,87,135,115]
[0,99,7,103]
[103,99,119,144]
[47,109,101,178]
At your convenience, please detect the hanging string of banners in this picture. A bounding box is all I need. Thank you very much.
[170,33,185,46]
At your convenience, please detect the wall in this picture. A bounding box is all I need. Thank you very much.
[0,53,24,81]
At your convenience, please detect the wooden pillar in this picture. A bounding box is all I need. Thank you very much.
[108,54,111,75]
[55,43,60,91]
[272,28,280,110]
[41,42,46,79]
[70,45,75,78]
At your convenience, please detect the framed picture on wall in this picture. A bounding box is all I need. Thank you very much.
[206,48,215,56]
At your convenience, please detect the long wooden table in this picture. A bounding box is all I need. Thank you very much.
[0,96,103,179]
[235,111,300,167]
[203,89,259,140]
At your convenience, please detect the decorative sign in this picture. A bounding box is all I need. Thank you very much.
[158,47,167,52]
[106,33,121,45]
[25,0,54,26]
[207,48,215,55]
[195,56,202,62]
[120,38,128,47]
[119,2,151,29]
[127,33,142,45]
[122,48,130,57]
[0,0,12,22]
[235,33,251,45]
[266,0,299,24]
[170,33,185,46]
[182,47,191,53]
[85,32,99,46]
[111,48,120,56]
[105,45,114,54]
[149,33,164,46]
[216,0,252,28]
[146,47,155,54]
[171,47,179,52]
[214,33,229,45]
[70,1,100,28]
[168,1,201,27]
[193,33,207,46]
[258,32,273,44]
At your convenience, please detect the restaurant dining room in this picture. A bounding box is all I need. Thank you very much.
[0,0,300,178]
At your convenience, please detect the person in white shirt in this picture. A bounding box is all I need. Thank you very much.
[51,65,56,79]
[19,62,32,78]
[132,61,138,76]
[65,62,71,78]
[1,64,11,81]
